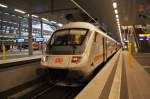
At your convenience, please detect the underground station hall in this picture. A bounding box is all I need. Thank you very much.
[0,0,150,99]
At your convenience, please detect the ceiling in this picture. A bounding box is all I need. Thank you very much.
[0,0,150,41]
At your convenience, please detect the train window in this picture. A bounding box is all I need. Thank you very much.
[50,29,88,46]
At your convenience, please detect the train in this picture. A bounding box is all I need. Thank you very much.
[40,22,120,86]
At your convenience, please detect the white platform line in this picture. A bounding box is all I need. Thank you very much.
[75,50,121,99]
[108,52,122,99]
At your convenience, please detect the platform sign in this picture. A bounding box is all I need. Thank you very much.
[35,37,44,42]
[139,33,150,40]
[16,38,25,43]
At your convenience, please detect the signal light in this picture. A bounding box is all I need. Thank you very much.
[71,56,81,63]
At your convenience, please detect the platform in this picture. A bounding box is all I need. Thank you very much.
[76,50,150,99]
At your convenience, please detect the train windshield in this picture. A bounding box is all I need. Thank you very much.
[50,29,88,46]
[46,29,89,55]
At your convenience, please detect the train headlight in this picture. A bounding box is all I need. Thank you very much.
[71,56,81,64]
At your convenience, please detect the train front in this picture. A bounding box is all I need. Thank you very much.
[41,28,91,86]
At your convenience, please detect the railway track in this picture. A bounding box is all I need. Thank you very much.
[20,82,83,99]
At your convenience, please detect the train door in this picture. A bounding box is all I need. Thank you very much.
[103,37,107,62]
[89,32,98,67]
[93,32,104,66]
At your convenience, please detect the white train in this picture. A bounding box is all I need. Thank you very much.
[41,22,120,86]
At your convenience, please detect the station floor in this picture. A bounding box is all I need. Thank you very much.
[0,50,42,64]
[120,51,150,99]
[76,50,150,99]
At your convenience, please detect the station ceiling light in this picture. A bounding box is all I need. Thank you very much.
[4,13,9,15]
[8,21,12,24]
[14,9,26,14]
[116,14,119,18]
[3,21,7,23]
[42,18,49,21]
[57,23,63,27]
[0,3,8,8]
[114,9,118,14]
[12,14,16,17]
[50,21,57,24]
[112,1,123,43]
[116,18,119,22]
[31,15,39,18]
[113,2,117,9]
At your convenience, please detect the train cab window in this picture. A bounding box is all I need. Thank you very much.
[50,29,88,46]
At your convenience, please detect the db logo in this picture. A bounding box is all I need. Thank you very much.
[55,58,63,64]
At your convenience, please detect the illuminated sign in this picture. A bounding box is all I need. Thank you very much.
[139,34,150,40]
[35,37,44,42]
[55,58,63,64]
[16,38,25,43]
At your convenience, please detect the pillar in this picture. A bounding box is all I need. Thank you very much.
[28,14,33,55]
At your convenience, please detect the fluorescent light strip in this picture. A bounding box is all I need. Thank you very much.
[14,9,26,14]
[42,18,49,21]
[114,9,118,14]
[0,4,8,8]
[8,21,12,24]
[12,14,16,17]
[4,13,9,15]
[113,2,117,9]
[32,15,39,18]
[50,21,57,24]
[3,21,7,23]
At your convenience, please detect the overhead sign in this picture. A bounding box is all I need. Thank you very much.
[35,37,44,42]
[139,33,150,40]
[16,38,25,43]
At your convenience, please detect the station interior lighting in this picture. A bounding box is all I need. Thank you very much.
[57,23,63,27]
[112,1,123,44]
[116,14,119,18]
[114,9,118,14]
[8,21,12,24]
[50,21,57,24]
[113,2,117,9]
[32,15,39,18]
[41,18,49,21]
[14,9,26,14]
[116,18,119,22]
[12,14,16,17]
[3,21,7,23]
[4,12,9,15]
[0,3,8,8]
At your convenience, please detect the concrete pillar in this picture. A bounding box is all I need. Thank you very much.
[28,14,33,55]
